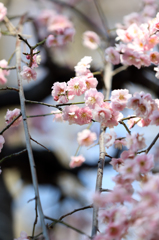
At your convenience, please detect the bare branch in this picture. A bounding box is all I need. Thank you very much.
[16,15,49,240]
[0,149,27,164]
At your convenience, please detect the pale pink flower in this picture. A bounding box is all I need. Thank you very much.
[84,88,104,109]
[84,72,98,90]
[93,106,111,125]
[75,56,92,77]
[31,50,41,68]
[137,118,151,127]
[149,110,159,125]
[0,135,5,152]
[121,48,142,68]
[106,222,126,239]
[5,108,22,127]
[0,59,10,84]
[126,133,146,152]
[0,3,7,22]
[123,12,141,27]
[127,117,141,129]
[110,157,124,171]
[51,82,68,103]
[46,34,59,47]
[114,139,127,150]
[69,155,85,168]
[110,89,132,111]
[14,231,28,240]
[20,66,37,82]
[47,15,73,34]
[105,47,120,65]
[83,31,100,50]
[52,110,63,122]
[67,77,86,96]
[135,154,154,174]
[105,109,123,128]
[63,105,79,124]
[75,106,93,125]
[77,129,97,146]
[36,9,56,26]
[118,160,140,181]
[104,129,117,148]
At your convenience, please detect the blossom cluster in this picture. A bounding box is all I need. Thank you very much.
[104,1,159,77]
[36,9,75,47]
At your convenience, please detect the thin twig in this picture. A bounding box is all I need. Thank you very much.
[119,120,131,135]
[16,15,49,240]
[59,204,93,221]
[44,216,91,238]
[27,113,56,118]
[121,115,137,121]
[30,136,51,152]
[146,133,159,154]
[0,86,19,92]
[100,188,112,192]
[0,149,27,164]
[0,66,16,70]
[112,65,128,76]
[93,0,110,39]
[0,113,22,135]
[32,197,38,238]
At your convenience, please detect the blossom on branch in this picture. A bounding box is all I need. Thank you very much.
[5,108,22,127]
[69,155,85,168]
[77,129,97,146]
[83,31,100,50]
[20,66,37,82]
[0,2,7,22]
[0,59,10,84]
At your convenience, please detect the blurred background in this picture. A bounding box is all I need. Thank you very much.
[0,0,159,239]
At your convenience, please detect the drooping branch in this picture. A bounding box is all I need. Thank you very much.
[15,15,49,240]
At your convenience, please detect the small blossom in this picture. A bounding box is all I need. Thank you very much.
[135,154,154,174]
[105,47,120,65]
[77,129,97,146]
[104,129,117,148]
[75,106,93,125]
[84,88,104,109]
[83,31,100,50]
[20,66,37,82]
[0,59,10,84]
[110,89,132,111]
[69,155,85,168]
[149,110,159,125]
[0,3,7,22]
[5,108,22,127]
[63,105,79,124]
[67,77,86,96]
[74,56,92,76]
[0,135,5,152]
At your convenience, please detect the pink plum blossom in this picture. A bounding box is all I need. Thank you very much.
[126,133,146,152]
[0,135,5,152]
[84,72,98,90]
[110,89,132,111]
[84,88,104,109]
[0,59,10,84]
[75,56,92,76]
[104,129,117,148]
[5,108,22,127]
[75,106,93,125]
[118,160,140,181]
[114,139,127,150]
[20,66,37,82]
[105,47,120,65]
[63,105,79,124]
[69,155,85,168]
[0,3,7,22]
[51,82,68,103]
[135,154,154,174]
[47,15,73,34]
[150,51,159,64]
[83,31,100,49]
[110,157,124,171]
[77,129,97,146]
[149,109,159,125]
[67,77,86,96]
[93,106,111,126]
[52,110,63,122]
